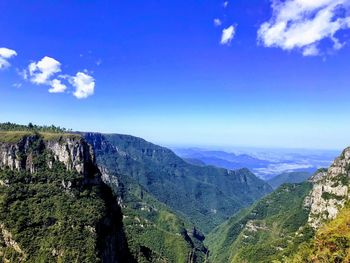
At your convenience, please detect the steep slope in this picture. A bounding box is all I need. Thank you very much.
[286,204,350,262]
[307,148,350,228]
[282,148,350,262]
[207,147,350,263]
[267,171,311,189]
[0,130,133,262]
[206,182,313,263]
[101,167,208,263]
[84,133,208,262]
[84,133,272,233]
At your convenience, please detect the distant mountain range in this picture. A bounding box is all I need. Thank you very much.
[173,147,338,180]
[267,171,312,189]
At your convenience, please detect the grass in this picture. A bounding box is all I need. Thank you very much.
[40,132,81,141]
[286,204,350,262]
[0,131,81,143]
[205,182,313,263]
[0,131,33,143]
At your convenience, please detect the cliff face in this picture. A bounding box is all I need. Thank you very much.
[0,135,95,177]
[0,133,133,263]
[307,148,350,228]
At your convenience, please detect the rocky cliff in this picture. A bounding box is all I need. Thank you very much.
[0,132,133,263]
[307,148,350,228]
[0,134,95,177]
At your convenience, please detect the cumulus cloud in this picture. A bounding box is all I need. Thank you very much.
[17,54,96,99]
[223,1,229,8]
[49,79,67,93]
[0,47,17,69]
[28,56,61,84]
[302,44,320,56]
[258,0,350,55]
[214,18,222,27]
[69,72,95,99]
[221,25,235,45]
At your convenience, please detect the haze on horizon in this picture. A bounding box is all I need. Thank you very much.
[1,0,350,150]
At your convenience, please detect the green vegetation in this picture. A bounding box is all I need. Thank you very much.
[0,130,80,144]
[285,203,350,262]
[331,173,350,187]
[321,191,344,201]
[100,153,207,262]
[84,133,272,233]
[0,133,131,262]
[0,131,34,143]
[267,171,311,189]
[206,182,313,263]
[0,163,104,262]
[0,122,70,133]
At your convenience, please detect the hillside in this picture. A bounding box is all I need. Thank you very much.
[206,146,350,263]
[103,171,208,263]
[285,203,350,262]
[206,182,313,263]
[84,133,272,234]
[267,171,311,189]
[0,130,133,262]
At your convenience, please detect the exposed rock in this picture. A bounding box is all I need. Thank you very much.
[0,224,26,260]
[46,138,95,176]
[308,147,350,228]
[245,220,268,232]
[0,135,98,182]
[0,133,134,263]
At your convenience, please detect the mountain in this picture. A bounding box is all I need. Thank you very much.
[99,163,208,263]
[174,148,337,180]
[206,147,350,263]
[267,171,311,189]
[174,148,270,171]
[0,124,207,263]
[183,158,206,166]
[206,182,313,263]
[0,130,133,262]
[84,133,273,234]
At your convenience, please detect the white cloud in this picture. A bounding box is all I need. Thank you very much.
[258,0,350,55]
[70,72,95,99]
[0,47,17,69]
[221,25,235,45]
[28,56,61,84]
[12,83,22,88]
[21,55,95,98]
[223,1,229,8]
[49,79,67,93]
[214,18,222,27]
[302,44,320,56]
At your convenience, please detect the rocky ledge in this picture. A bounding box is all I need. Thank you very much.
[0,134,96,178]
[307,147,350,228]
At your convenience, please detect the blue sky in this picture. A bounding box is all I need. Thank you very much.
[1,0,350,149]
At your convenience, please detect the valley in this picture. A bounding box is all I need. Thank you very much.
[0,123,349,262]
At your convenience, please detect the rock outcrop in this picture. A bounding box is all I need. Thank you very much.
[0,133,134,263]
[0,134,95,177]
[307,148,350,228]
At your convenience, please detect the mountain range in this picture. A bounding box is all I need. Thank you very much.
[174,147,337,180]
[0,122,349,262]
